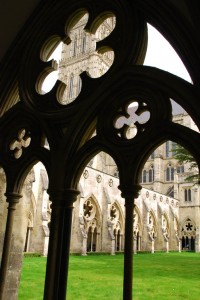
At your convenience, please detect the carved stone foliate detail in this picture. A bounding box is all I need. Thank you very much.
[114,101,150,140]
[9,129,31,159]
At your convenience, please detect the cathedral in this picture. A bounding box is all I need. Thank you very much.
[9,113,199,258]
[1,14,199,261]
[0,1,200,299]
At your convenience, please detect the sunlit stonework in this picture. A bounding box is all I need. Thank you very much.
[58,14,115,104]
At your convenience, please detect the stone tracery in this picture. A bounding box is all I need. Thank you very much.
[0,1,199,300]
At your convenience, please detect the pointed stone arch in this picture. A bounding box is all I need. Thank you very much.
[108,200,124,254]
[181,217,196,251]
[79,194,102,254]
[0,1,200,300]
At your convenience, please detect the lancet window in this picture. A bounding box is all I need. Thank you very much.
[181,218,196,251]
[184,189,192,202]
[82,198,101,253]
[166,163,174,181]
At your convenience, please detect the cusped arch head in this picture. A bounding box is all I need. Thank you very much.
[181,216,196,238]
[83,194,102,227]
[0,105,50,194]
[181,216,196,229]
[93,66,200,187]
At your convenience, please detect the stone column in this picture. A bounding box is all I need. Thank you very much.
[133,235,137,254]
[82,236,87,256]
[0,192,21,300]
[151,239,155,253]
[43,189,79,300]
[111,238,115,255]
[119,185,141,300]
[178,238,181,252]
[166,240,169,253]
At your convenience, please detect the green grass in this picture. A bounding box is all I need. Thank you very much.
[18,252,200,299]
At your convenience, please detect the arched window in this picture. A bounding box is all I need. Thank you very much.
[142,170,147,183]
[83,197,101,253]
[166,164,174,181]
[149,165,154,182]
[181,218,196,251]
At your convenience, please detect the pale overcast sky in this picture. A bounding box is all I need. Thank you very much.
[144,24,191,82]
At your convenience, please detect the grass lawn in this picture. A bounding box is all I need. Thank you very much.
[18,252,200,299]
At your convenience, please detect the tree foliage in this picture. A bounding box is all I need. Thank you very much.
[173,144,199,184]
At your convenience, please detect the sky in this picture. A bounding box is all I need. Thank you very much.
[144,24,191,82]
[42,23,191,114]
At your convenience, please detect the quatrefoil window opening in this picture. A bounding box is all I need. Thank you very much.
[9,129,31,159]
[114,101,151,139]
[38,12,116,105]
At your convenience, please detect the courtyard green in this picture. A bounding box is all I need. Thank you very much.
[18,252,200,299]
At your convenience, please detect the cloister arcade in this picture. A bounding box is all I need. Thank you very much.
[0,1,200,300]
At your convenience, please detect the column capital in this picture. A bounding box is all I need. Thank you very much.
[48,188,80,207]
[4,192,22,205]
[118,184,142,200]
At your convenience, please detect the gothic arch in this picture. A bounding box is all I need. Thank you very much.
[181,216,196,236]
[181,217,196,251]
[0,1,200,300]
[109,201,124,253]
[80,195,102,253]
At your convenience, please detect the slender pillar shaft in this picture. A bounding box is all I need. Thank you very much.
[43,189,79,300]
[123,198,134,300]
[119,185,141,300]
[0,193,21,300]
